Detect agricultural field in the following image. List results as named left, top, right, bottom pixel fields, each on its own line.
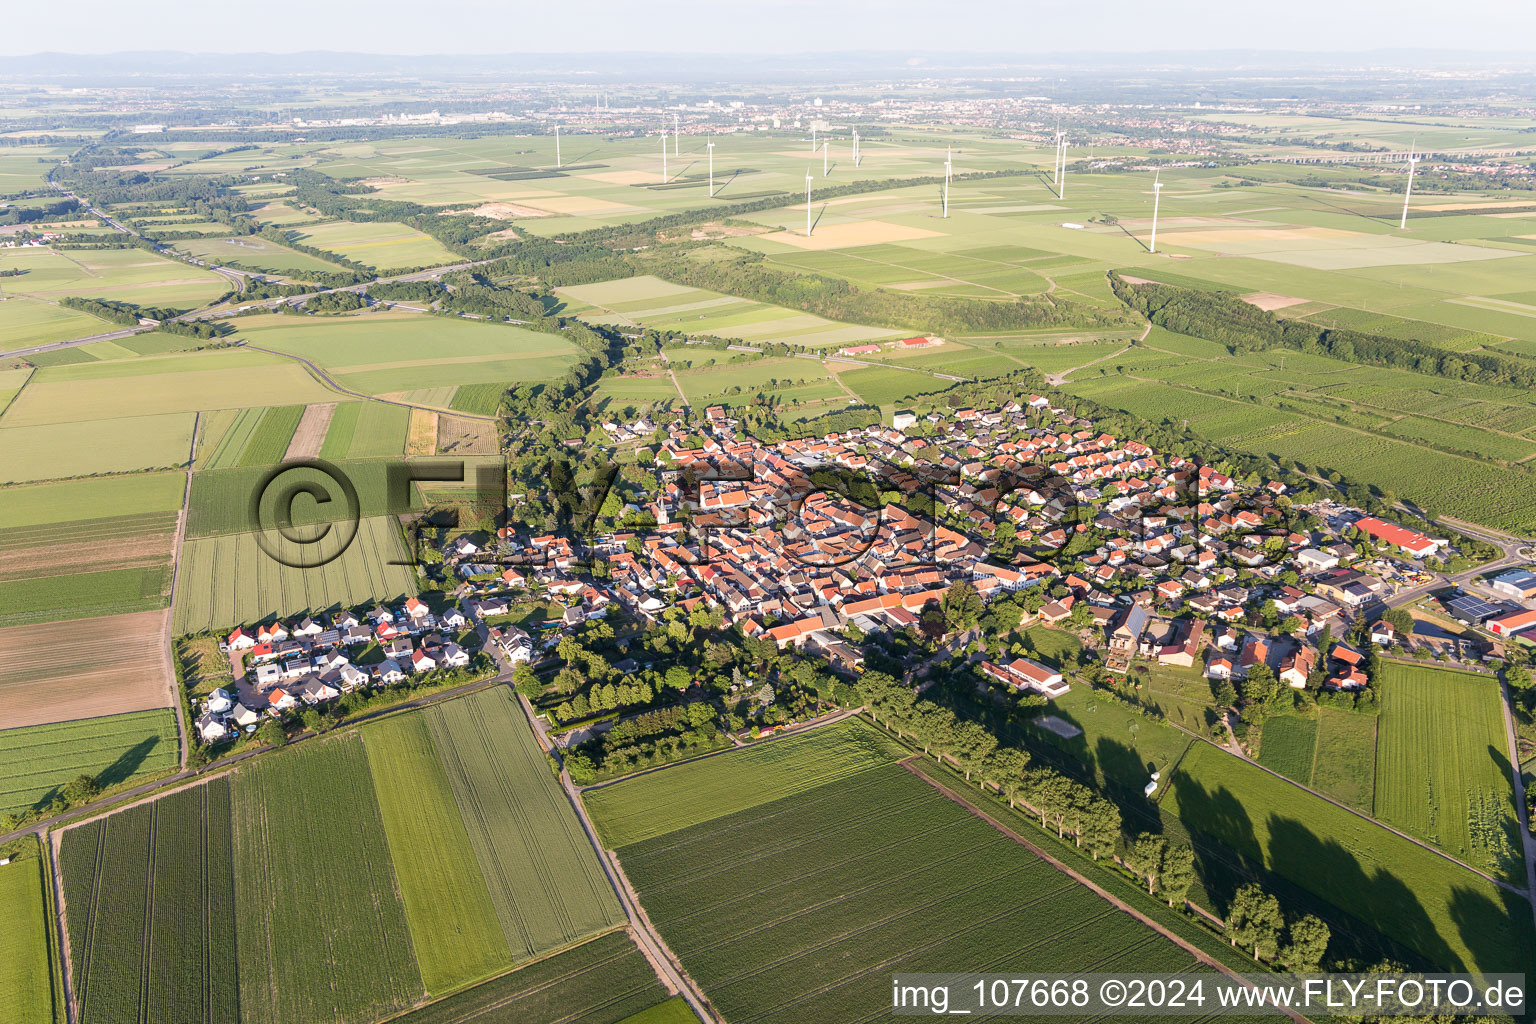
left=232, top=312, right=582, bottom=394
left=319, top=400, right=409, bottom=458
left=52, top=689, right=628, bottom=1024
left=172, top=515, right=418, bottom=633
left=0, top=709, right=178, bottom=817
left=0, top=411, right=194, bottom=483
left=559, top=275, right=899, bottom=349
left=0, top=475, right=184, bottom=534
left=174, top=236, right=348, bottom=276
left=0, top=562, right=172, bottom=628
left=388, top=932, right=673, bottom=1024
left=363, top=713, right=510, bottom=993
left=184, top=459, right=418, bottom=537
left=1162, top=740, right=1534, bottom=973
left=1256, top=714, right=1319, bottom=784
left=1373, top=663, right=1522, bottom=881
left=1255, top=708, right=1378, bottom=813
left=232, top=733, right=423, bottom=1024
left=0, top=841, right=60, bottom=1024
left=0, top=296, right=112, bottom=349
left=2, top=348, right=336, bottom=425
left=60, top=779, right=238, bottom=1024
left=288, top=220, right=460, bottom=271
left=603, top=754, right=1207, bottom=1024
left=423, top=690, right=625, bottom=961
left=584, top=719, right=906, bottom=848
left=0, top=246, right=228, bottom=307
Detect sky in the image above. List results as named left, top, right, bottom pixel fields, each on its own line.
left=7, top=0, right=1536, bottom=57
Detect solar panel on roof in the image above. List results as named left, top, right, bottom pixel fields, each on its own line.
left=1444, top=594, right=1502, bottom=622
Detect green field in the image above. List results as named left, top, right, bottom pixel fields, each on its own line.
left=233, top=313, right=582, bottom=394
left=1373, top=663, right=1522, bottom=880
left=172, top=515, right=418, bottom=633
left=175, top=236, right=348, bottom=276
left=0, top=412, right=194, bottom=483
left=2, top=349, right=336, bottom=426
left=363, top=713, right=511, bottom=994
left=234, top=404, right=304, bottom=466
left=1310, top=707, right=1379, bottom=812
left=0, top=564, right=173, bottom=627
left=0, top=297, right=111, bottom=349
left=388, top=932, right=673, bottom=1024
left=289, top=219, right=460, bottom=271
left=0, top=474, right=185, bottom=530
left=560, top=275, right=898, bottom=350
left=0, top=246, right=228, bottom=307
left=317, top=400, right=409, bottom=458
left=231, top=733, right=423, bottom=1024
left=53, top=690, right=630, bottom=1024
left=424, top=690, right=625, bottom=961
left=1256, top=714, right=1319, bottom=783
left=0, top=845, right=58, bottom=1024
left=1162, top=740, right=1534, bottom=973
left=583, top=720, right=906, bottom=847
left=603, top=755, right=1206, bottom=1024
left=61, top=779, right=238, bottom=1024
left=0, top=710, right=179, bottom=818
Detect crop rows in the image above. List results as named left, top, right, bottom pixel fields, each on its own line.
left=231, top=733, right=422, bottom=1024
left=0, top=709, right=178, bottom=817
left=172, top=515, right=417, bottom=634
left=425, top=690, right=623, bottom=961
left=584, top=719, right=905, bottom=848
left=613, top=764, right=1199, bottom=1024
left=236, top=405, right=306, bottom=467
left=363, top=713, right=511, bottom=994
left=390, top=932, right=669, bottom=1024
left=58, top=782, right=238, bottom=1024
left=205, top=408, right=264, bottom=470
left=1162, top=741, right=1534, bottom=973
left=1374, top=663, right=1522, bottom=880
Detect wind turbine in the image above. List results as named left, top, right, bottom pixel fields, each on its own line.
left=1057, top=134, right=1067, bottom=199
left=853, top=128, right=861, bottom=168
left=554, top=125, right=561, bottom=169
left=661, top=134, right=668, bottom=184
left=1149, top=169, right=1164, bottom=254
left=707, top=141, right=715, bottom=197
left=1400, top=140, right=1420, bottom=230
left=673, top=113, right=679, bottom=155
left=823, top=139, right=829, bottom=177
left=811, top=125, right=817, bottom=152
left=806, top=169, right=814, bottom=236
left=1052, top=120, right=1063, bottom=189
left=942, top=150, right=951, bottom=219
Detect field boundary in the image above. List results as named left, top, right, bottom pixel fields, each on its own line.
left=238, top=342, right=497, bottom=422
left=901, top=757, right=1313, bottom=1024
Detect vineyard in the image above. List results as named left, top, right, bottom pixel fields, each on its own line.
left=583, top=719, right=906, bottom=847
left=611, top=763, right=1201, bottom=1024
left=231, top=733, right=423, bottom=1024
left=1161, top=741, right=1534, bottom=973
left=1373, top=663, right=1522, bottom=881
left=59, top=780, right=238, bottom=1024
left=424, top=689, right=624, bottom=960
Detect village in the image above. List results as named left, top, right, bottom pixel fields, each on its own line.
left=200, top=391, right=1536, bottom=750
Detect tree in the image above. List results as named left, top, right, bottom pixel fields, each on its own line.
left=62, top=774, right=101, bottom=806
left=257, top=719, right=286, bottom=748
left=1226, top=883, right=1284, bottom=960
left=1078, top=797, right=1121, bottom=861
left=941, top=581, right=984, bottom=632
left=1124, top=833, right=1167, bottom=896
left=512, top=662, right=542, bottom=698
left=1159, top=843, right=1197, bottom=908
left=1278, top=914, right=1330, bottom=972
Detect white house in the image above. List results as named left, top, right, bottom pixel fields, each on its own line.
left=196, top=713, right=229, bottom=744
left=440, top=643, right=471, bottom=668
left=227, top=627, right=256, bottom=650
left=376, top=660, right=406, bottom=684
left=440, top=607, right=468, bottom=628
left=254, top=663, right=281, bottom=687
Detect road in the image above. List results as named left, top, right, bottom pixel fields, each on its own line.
left=238, top=340, right=497, bottom=421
